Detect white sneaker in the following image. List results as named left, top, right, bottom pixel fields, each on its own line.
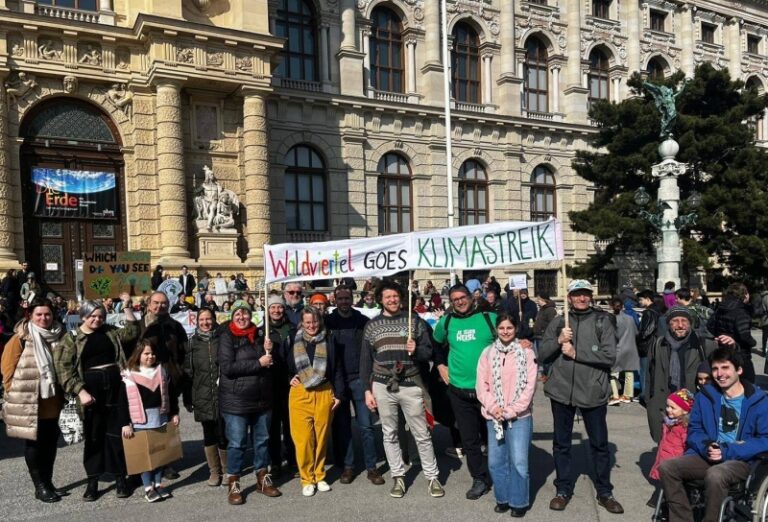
left=302, top=484, right=316, bottom=497
left=316, top=480, right=331, bottom=492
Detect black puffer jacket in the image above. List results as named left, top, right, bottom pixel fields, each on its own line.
left=183, top=329, right=220, bottom=422
left=218, top=323, right=273, bottom=415
left=637, top=306, right=661, bottom=357
left=707, top=297, right=756, bottom=355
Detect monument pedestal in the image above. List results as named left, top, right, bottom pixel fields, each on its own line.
left=196, top=230, right=239, bottom=263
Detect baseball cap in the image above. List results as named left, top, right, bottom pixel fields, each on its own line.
left=567, top=279, right=593, bottom=295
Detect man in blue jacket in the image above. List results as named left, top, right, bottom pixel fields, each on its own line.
left=659, top=347, right=768, bottom=522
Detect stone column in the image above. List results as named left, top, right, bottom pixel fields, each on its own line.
left=725, top=19, right=742, bottom=78
left=362, top=28, right=372, bottom=94
left=552, top=66, right=561, bottom=113
left=0, top=79, right=17, bottom=262
left=337, top=0, right=364, bottom=95
left=242, top=89, right=271, bottom=265
left=421, top=0, right=443, bottom=104
left=496, top=0, right=521, bottom=114
left=625, top=0, right=641, bottom=76
left=482, top=53, right=493, bottom=105
left=155, top=80, right=191, bottom=259
left=319, top=24, right=332, bottom=91
left=340, top=0, right=356, bottom=50
left=612, top=77, right=621, bottom=102
left=406, top=38, right=417, bottom=94
left=680, top=6, right=695, bottom=77
left=99, top=0, right=115, bottom=25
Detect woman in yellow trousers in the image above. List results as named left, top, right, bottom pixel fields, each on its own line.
left=276, top=306, right=344, bottom=497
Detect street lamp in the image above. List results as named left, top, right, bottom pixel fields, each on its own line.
left=634, top=186, right=651, bottom=206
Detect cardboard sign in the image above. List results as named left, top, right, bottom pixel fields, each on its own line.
left=122, top=423, right=183, bottom=475
left=508, top=273, right=528, bottom=290
left=83, top=251, right=152, bottom=299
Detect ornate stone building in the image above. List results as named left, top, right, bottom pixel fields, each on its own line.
left=0, top=0, right=765, bottom=297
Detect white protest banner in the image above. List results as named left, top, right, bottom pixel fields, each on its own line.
left=508, top=273, right=528, bottom=290
left=265, top=219, right=563, bottom=284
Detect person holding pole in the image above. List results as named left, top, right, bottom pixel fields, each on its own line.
left=360, top=279, right=444, bottom=499
left=539, top=280, right=624, bottom=514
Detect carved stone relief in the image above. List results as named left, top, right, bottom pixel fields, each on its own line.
left=177, top=47, right=194, bottom=64
left=5, top=72, right=39, bottom=103
left=78, top=43, right=102, bottom=66
left=207, top=50, right=224, bottom=67
left=38, top=38, right=63, bottom=61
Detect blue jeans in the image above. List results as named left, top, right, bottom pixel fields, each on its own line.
left=223, top=411, right=272, bottom=476
left=486, top=416, right=532, bottom=508
left=141, top=468, right=163, bottom=489
left=332, top=378, right=377, bottom=470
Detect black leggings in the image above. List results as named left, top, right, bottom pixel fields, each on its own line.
left=201, top=418, right=228, bottom=449
left=25, top=418, right=60, bottom=487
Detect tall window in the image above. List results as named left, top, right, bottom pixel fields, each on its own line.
left=274, top=0, right=318, bottom=81
left=370, top=7, right=404, bottom=93
left=524, top=37, right=548, bottom=113
left=451, top=22, right=481, bottom=103
left=592, top=0, right=611, bottom=19
left=748, top=35, right=761, bottom=55
left=284, top=145, right=326, bottom=231
left=37, top=0, right=97, bottom=9
left=458, top=160, right=488, bottom=226
left=588, top=48, right=610, bottom=106
left=377, top=153, right=412, bottom=234
left=647, top=57, right=666, bottom=80
left=530, top=166, right=556, bottom=221
left=650, top=10, right=667, bottom=32
left=701, top=23, right=716, bottom=44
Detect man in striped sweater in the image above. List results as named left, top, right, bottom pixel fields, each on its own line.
left=360, top=279, right=444, bottom=499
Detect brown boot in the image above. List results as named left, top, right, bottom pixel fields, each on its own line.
left=204, top=445, right=222, bottom=487
left=227, top=475, right=243, bottom=505
left=255, top=469, right=281, bottom=497
left=218, top=449, right=228, bottom=482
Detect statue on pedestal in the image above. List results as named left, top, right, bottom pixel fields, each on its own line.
left=643, top=80, right=688, bottom=139
left=193, top=166, right=240, bottom=232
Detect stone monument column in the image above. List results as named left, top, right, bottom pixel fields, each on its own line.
left=0, top=78, right=17, bottom=263
left=242, top=89, right=271, bottom=266
left=155, top=79, right=191, bottom=259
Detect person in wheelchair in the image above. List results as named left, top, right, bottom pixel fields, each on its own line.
left=659, top=348, right=768, bottom=522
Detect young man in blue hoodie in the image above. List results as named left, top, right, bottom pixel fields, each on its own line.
left=659, top=348, right=768, bottom=522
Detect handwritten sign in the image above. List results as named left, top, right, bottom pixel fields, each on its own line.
left=508, top=273, right=528, bottom=290
left=83, top=251, right=152, bottom=299
left=264, top=219, right=563, bottom=284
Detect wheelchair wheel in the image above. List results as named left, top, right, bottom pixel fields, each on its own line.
left=753, top=475, right=768, bottom=522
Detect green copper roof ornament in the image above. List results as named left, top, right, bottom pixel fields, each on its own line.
left=642, top=80, right=689, bottom=139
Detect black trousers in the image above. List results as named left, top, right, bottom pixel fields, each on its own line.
left=82, top=367, right=126, bottom=478
left=448, top=386, right=489, bottom=483
left=201, top=417, right=228, bottom=449
left=25, top=418, right=60, bottom=487
left=268, top=382, right=295, bottom=467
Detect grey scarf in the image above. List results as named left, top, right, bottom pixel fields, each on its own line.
left=665, top=331, right=690, bottom=391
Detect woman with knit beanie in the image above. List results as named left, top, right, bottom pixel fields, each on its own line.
left=1, top=298, right=67, bottom=503
left=183, top=308, right=227, bottom=487
left=476, top=313, right=538, bottom=517
left=218, top=300, right=281, bottom=505
left=271, top=306, right=344, bottom=497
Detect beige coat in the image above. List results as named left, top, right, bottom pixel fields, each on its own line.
left=1, top=322, right=64, bottom=440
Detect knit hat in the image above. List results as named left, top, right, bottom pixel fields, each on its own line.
left=696, top=361, right=711, bottom=375
left=567, top=279, right=593, bottom=294
left=309, top=293, right=329, bottom=306
left=267, top=294, right=285, bottom=308
left=184, top=296, right=195, bottom=305
left=230, top=299, right=251, bottom=315
left=668, top=389, right=695, bottom=413
left=667, top=305, right=692, bottom=324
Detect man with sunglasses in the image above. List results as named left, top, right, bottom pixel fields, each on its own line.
left=283, top=282, right=304, bottom=326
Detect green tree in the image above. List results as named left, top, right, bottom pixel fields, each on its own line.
left=570, top=63, right=768, bottom=285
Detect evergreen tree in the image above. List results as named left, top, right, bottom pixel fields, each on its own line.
left=570, top=63, right=768, bottom=284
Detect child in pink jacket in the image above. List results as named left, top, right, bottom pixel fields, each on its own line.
left=650, top=388, right=694, bottom=480
left=476, top=313, right=538, bottom=517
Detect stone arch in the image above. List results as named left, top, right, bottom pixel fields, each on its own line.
left=452, top=148, right=492, bottom=172
left=642, top=54, right=671, bottom=76
left=745, top=74, right=765, bottom=94
left=584, top=42, right=618, bottom=66
left=367, top=141, right=417, bottom=173
left=448, top=14, right=490, bottom=44
left=272, top=132, right=344, bottom=172
left=361, top=0, right=411, bottom=28
left=519, top=29, right=557, bottom=55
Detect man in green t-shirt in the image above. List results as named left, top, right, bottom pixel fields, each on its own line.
left=433, top=284, right=498, bottom=500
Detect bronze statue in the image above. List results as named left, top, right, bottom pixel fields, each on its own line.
left=643, top=80, right=688, bottom=139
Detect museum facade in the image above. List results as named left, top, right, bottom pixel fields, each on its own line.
left=0, top=0, right=765, bottom=297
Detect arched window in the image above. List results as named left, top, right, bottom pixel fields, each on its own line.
left=524, top=37, right=548, bottom=113
left=530, top=166, right=556, bottom=221
left=458, top=160, right=488, bottom=226
left=274, top=0, right=318, bottom=81
left=284, top=145, right=326, bottom=231
left=588, top=48, right=610, bottom=106
left=451, top=22, right=481, bottom=103
left=371, top=7, right=404, bottom=93
left=377, top=153, right=412, bottom=234
left=647, top=57, right=666, bottom=81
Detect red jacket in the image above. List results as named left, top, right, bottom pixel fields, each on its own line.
left=650, top=421, right=688, bottom=480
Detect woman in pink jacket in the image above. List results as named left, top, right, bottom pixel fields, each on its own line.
left=476, top=313, right=538, bottom=517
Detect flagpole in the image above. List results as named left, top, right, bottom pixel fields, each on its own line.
left=441, top=0, right=456, bottom=286
left=561, top=261, right=569, bottom=329
left=408, top=272, right=413, bottom=341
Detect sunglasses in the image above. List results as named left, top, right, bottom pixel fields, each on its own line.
left=286, top=290, right=302, bottom=296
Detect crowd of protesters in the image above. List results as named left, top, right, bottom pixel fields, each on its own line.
left=1, top=265, right=766, bottom=519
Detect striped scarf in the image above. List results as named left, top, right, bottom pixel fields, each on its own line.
left=490, top=337, right=527, bottom=441
left=293, top=329, right=328, bottom=389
